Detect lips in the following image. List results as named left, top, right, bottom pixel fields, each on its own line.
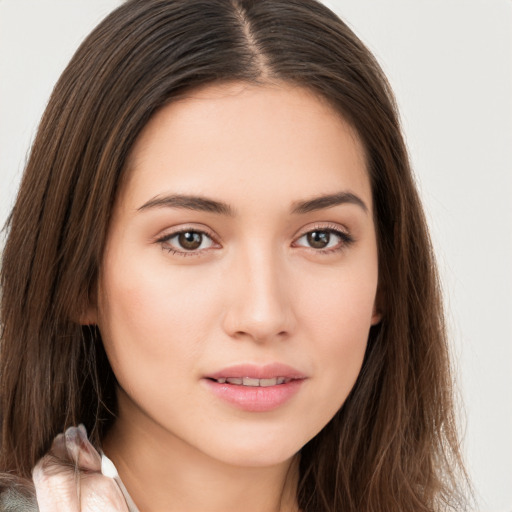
left=213, top=376, right=291, bottom=386
left=206, top=363, right=306, bottom=381
left=203, top=363, right=306, bottom=412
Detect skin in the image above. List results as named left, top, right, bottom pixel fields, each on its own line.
left=90, top=82, right=381, bottom=512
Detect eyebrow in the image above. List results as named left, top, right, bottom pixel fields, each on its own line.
left=291, top=192, right=368, bottom=215
left=137, top=191, right=368, bottom=216
left=138, top=194, right=235, bottom=215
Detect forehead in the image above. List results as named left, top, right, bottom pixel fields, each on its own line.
left=121, top=82, right=371, bottom=213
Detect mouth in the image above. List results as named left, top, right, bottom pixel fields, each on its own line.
left=207, top=376, right=294, bottom=387
left=205, top=363, right=306, bottom=384
left=203, top=363, right=306, bottom=412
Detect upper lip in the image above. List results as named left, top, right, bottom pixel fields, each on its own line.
left=205, top=363, right=306, bottom=380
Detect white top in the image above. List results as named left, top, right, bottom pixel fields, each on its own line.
left=101, top=453, right=141, bottom=512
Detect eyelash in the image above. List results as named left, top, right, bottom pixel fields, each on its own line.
left=293, top=223, right=355, bottom=254
left=156, top=223, right=354, bottom=257
left=156, top=227, right=219, bottom=257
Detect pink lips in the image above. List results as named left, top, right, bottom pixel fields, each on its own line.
left=203, top=363, right=306, bottom=412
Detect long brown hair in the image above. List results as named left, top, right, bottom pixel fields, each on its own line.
left=1, top=0, right=468, bottom=509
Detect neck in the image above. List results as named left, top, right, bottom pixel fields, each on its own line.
left=102, top=391, right=300, bottom=512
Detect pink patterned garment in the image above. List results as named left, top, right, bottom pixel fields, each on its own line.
left=30, top=425, right=139, bottom=512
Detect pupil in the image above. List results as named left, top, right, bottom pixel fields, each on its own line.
left=178, top=232, right=202, bottom=250
left=307, top=231, right=330, bottom=249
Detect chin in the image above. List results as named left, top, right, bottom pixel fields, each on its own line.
left=213, top=446, right=299, bottom=469
left=195, top=425, right=311, bottom=468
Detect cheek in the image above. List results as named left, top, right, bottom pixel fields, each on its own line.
left=299, top=256, right=378, bottom=343
left=96, top=253, right=221, bottom=389
left=306, top=289, right=372, bottom=383
left=296, top=260, right=378, bottom=401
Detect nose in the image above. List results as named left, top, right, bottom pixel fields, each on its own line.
left=222, top=244, right=296, bottom=343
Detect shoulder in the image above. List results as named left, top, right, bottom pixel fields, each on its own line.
left=0, top=475, right=38, bottom=512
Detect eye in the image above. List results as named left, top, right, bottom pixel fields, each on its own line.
left=158, top=229, right=216, bottom=254
left=294, top=226, right=353, bottom=252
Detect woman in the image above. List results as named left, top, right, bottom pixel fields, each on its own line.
left=0, top=0, right=469, bottom=510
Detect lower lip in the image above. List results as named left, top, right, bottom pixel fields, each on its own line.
left=203, top=379, right=304, bottom=412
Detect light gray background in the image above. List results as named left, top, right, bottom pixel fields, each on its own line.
left=0, top=1, right=511, bottom=510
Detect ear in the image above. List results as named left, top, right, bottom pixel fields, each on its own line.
left=75, top=279, right=100, bottom=326
left=74, top=285, right=99, bottom=326
left=371, top=305, right=382, bottom=326
left=370, top=285, right=384, bottom=326
left=78, top=305, right=98, bottom=326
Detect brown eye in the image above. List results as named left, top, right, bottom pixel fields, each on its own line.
left=294, top=227, right=353, bottom=253
left=307, top=231, right=331, bottom=249
left=178, top=231, right=203, bottom=250
left=161, top=229, right=215, bottom=254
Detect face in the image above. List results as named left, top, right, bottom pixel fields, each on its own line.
left=92, top=82, right=380, bottom=468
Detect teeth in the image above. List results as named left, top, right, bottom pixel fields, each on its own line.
left=242, top=377, right=261, bottom=387
left=216, top=377, right=290, bottom=387
left=259, top=378, right=278, bottom=387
